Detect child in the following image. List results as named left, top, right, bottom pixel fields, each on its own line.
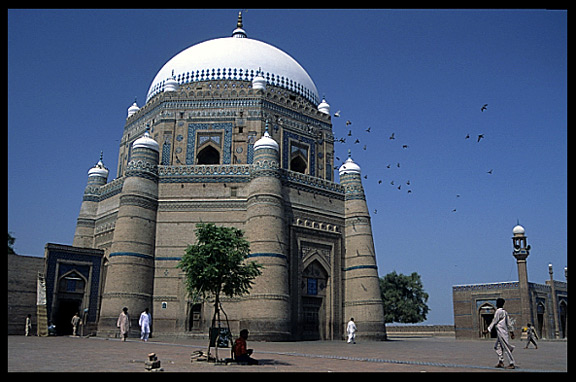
left=524, top=323, right=538, bottom=349
left=487, top=298, right=516, bottom=369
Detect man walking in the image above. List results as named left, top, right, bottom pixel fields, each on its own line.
left=117, top=307, right=130, bottom=341
left=347, top=318, right=357, bottom=344
left=524, top=323, right=538, bottom=349
left=487, top=298, right=516, bottom=369
left=71, top=312, right=81, bottom=336
left=139, top=308, right=151, bottom=342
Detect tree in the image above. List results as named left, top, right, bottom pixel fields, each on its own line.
left=177, top=223, right=262, bottom=358
left=8, top=232, right=16, bottom=255
left=379, top=271, right=429, bottom=324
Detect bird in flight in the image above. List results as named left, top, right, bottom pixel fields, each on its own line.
left=389, top=133, right=395, bottom=140
left=346, top=120, right=352, bottom=126
left=477, top=134, right=485, bottom=142
left=487, top=169, right=493, bottom=174
left=481, top=104, right=488, bottom=112
left=365, top=127, right=371, bottom=133
left=334, top=110, right=341, bottom=117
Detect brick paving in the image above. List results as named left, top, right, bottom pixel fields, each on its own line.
left=8, top=335, right=567, bottom=372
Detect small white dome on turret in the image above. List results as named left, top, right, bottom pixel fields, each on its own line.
left=252, top=68, right=266, bottom=91
left=513, top=224, right=525, bottom=235
left=339, top=155, right=361, bottom=175
left=133, top=128, right=159, bottom=152
left=318, top=97, right=330, bottom=115
left=127, top=100, right=140, bottom=119
left=163, top=70, right=179, bottom=93
left=88, top=153, right=109, bottom=178
left=253, top=124, right=278, bottom=151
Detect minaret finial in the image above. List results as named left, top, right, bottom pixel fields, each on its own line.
left=237, top=11, right=243, bottom=28
left=99, top=151, right=104, bottom=161
left=232, top=10, right=247, bottom=38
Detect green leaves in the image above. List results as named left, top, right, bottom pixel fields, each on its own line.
left=379, top=271, right=429, bottom=324
left=177, top=223, right=263, bottom=301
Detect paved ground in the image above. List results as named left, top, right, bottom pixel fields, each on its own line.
left=8, top=335, right=567, bottom=372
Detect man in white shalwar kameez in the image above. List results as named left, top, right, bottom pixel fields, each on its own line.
left=487, top=298, right=516, bottom=369
left=347, top=318, right=357, bottom=344
left=139, top=308, right=151, bottom=342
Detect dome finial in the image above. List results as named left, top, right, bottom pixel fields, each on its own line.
left=232, top=11, right=247, bottom=38
left=237, top=11, right=243, bottom=28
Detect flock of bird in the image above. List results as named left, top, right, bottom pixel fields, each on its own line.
left=331, top=103, right=492, bottom=215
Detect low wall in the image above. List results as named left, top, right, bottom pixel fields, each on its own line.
left=385, top=325, right=455, bottom=338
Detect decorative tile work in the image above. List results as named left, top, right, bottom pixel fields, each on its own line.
left=148, top=68, right=319, bottom=105
left=282, top=130, right=316, bottom=176
left=158, top=164, right=251, bottom=183
left=186, top=123, right=233, bottom=164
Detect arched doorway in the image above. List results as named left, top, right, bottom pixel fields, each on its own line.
left=290, top=142, right=308, bottom=174
left=290, top=155, right=307, bottom=174
left=536, top=301, right=546, bottom=339
left=197, top=145, right=220, bottom=164
left=54, top=271, right=86, bottom=335
left=559, top=300, right=567, bottom=338
left=301, top=260, right=328, bottom=340
left=478, top=303, right=496, bottom=339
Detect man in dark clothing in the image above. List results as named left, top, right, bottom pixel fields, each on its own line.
left=234, top=329, right=258, bottom=365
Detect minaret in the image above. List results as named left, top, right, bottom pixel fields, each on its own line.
left=98, top=128, right=160, bottom=336
left=512, top=222, right=533, bottom=334
left=73, top=152, right=109, bottom=248
left=243, top=123, right=291, bottom=340
left=339, top=153, right=387, bottom=340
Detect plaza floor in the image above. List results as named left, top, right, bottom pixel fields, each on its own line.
left=7, top=334, right=567, bottom=372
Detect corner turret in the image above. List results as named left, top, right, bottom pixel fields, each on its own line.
left=73, top=152, right=109, bottom=248
left=98, top=128, right=160, bottom=336
left=340, top=153, right=387, bottom=340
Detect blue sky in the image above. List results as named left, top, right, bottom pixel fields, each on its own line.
left=8, top=9, right=567, bottom=325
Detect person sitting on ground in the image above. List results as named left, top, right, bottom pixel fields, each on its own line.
left=233, top=329, right=258, bottom=365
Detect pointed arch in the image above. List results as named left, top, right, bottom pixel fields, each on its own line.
left=197, top=145, right=220, bottom=165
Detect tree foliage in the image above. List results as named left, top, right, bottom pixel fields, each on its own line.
left=8, top=232, right=16, bottom=255
left=177, top=223, right=263, bottom=303
left=379, top=271, right=429, bottom=324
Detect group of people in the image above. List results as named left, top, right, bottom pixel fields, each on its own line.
left=116, top=307, right=151, bottom=341
left=25, top=299, right=538, bottom=370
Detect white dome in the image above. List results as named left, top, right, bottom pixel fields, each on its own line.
left=133, top=130, right=159, bottom=152
left=251, top=69, right=266, bottom=91
left=513, top=224, right=525, bottom=235
left=253, top=129, right=279, bottom=151
left=88, top=155, right=109, bottom=178
left=127, top=101, right=140, bottom=119
left=146, top=35, right=320, bottom=105
left=318, top=97, right=330, bottom=115
left=163, top=74, right=179, bottom=93
left=339, top=157, right=361, bottom=175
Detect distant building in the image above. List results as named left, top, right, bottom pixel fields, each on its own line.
left=7, top=252, right=44, bottom=335
left=7, top=244, right=104, bottom=336
left=453, top=223, right=567, bottom=339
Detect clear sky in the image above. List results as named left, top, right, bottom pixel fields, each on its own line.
left=8, top=9, right=567, bottom=325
